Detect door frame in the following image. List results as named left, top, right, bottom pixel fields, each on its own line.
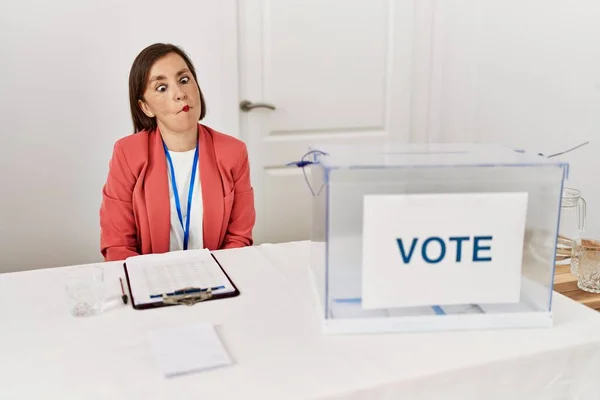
left=237, top=0, right=271, bottom=242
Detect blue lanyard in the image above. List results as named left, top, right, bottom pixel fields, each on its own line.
left=162, top=141, right=199, bottom=250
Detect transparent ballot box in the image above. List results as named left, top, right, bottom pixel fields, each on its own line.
left=307, top=143, right=568, bottom=334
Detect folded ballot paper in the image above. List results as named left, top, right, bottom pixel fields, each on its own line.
left=148, top=322, right=232, bottom=377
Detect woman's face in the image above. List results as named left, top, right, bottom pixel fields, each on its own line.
left=138, top=52, right=202, bottom=134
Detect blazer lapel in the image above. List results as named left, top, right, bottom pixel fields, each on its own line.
left=144, top=129, right=171, bottom=254
left=199, top=125, right=224, bottom=250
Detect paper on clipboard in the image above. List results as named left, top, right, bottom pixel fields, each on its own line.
left=125, top=249, right=236, bottom=307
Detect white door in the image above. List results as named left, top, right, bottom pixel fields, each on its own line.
left=238, top=0, right=417, bottom=244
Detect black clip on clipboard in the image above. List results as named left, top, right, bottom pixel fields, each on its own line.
left=122, top=253, right=240, bottom=310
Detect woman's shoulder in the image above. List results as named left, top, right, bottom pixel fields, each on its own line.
left=202, top=125, right=248, bottom=162
left=113, top=130, right=151, bottom=153
left=109, top=131, right=152, bottom=175
left=203, top=125, right=246, bottom=150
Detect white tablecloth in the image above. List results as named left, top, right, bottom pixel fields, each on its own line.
left=1, top=241, right=600, bottom=399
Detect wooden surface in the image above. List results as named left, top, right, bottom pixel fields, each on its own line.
left=554, top=264, right=600, bottom=310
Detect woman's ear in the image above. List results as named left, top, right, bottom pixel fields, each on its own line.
left=138, top=99, right=155, bottom=118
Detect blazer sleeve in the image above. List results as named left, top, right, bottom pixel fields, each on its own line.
left=222, top=142, right=256, bottom=249
left=99, top=142, right=140, bottom=261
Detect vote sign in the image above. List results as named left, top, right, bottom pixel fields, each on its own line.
left=361, top=192, right=528, bottom=309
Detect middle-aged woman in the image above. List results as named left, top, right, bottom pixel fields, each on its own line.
left=99, top=43, right=255, bottom=262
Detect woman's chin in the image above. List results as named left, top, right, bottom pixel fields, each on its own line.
left=164, top=121, right=198, bottom=134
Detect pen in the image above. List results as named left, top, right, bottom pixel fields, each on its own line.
left=150, top=285, right=225, bottom=299
left=119, top=277, right=128, bottom=304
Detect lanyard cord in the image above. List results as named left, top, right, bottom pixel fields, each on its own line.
left=163, top=141, right=199, bottom=250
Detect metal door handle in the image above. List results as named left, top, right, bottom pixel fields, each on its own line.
left=239, top=100, right=276, bottom=112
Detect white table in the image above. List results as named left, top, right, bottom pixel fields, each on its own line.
left=2, top=241, right=600, bottom=399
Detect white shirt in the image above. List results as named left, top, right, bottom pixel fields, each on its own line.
left=166, top=149, right=204, bottom=251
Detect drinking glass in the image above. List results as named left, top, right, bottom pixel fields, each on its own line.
left=575, top=239, right=600, bottom=293
left=65, top=266, right=105, bottom=317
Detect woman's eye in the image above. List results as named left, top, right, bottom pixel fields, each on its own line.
left=180, top=76, right=190, bottom=84
left=156, top=85, right=167, bottom=93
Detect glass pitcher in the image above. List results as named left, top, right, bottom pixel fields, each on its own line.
left=556, top=187, right=586, bottom=273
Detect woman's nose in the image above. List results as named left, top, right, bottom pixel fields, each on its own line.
left=174, top=87, right=187, bottom=101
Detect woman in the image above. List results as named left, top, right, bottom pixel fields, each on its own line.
left=100, top=43, right=255, bottom=262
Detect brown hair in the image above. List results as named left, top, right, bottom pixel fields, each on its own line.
left=128, top=43, right=207, bottom=133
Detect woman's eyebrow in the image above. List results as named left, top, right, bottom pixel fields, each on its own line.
left=149, top=69, right=189, bottom=82
left=149, top=74, right=166, bottom=83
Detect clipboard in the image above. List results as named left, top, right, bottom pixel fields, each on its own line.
left=123, top=252, right=240, bottom=310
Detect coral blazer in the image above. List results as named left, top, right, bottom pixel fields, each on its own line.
left=100, top=124, right=255, bottom=262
